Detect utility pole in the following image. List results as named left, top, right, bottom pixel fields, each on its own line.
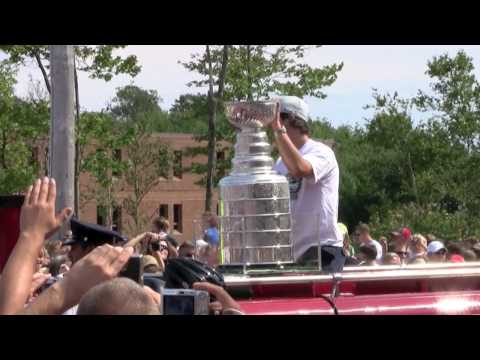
left=49, top=45, right=75, bottom=239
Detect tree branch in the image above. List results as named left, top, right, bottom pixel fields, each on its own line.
left=33, top=49, right=51, bottom=95
left=74, top=55, right=81, bottom=217
left=217, top=45, right=229, bottom=100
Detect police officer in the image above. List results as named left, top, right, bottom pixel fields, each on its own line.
left=61, top=218, right=127, bottom=315
left=63, top=218, right=128, bottom=265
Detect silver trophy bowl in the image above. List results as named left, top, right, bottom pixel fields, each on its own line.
left=219, top=101, right=294, bottom=265
left=225, top=101, right=278, bottom=128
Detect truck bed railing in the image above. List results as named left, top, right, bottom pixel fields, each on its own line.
left=224, top=262, right=480, bottom=288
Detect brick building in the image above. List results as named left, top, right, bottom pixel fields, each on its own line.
left=33, top=132, right=334, bottom=243
left=79, top=133, right=229, bottom=243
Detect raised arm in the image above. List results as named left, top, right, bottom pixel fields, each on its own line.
left=0, top=178, right=71, bottom=315
left=19, top=244, right=133, bottom=315
left=270, top=104, right=313, bottom=178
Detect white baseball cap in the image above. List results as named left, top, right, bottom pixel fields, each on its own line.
left=275, top=95, right=309, bottom=121
left=196, top=239, right=209, bottom=248
left=427, top=241, right=446, bottom=254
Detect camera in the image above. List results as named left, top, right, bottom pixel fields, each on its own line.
left=119, top=255, right=144, bottom=285
left=150, top=242, right=160, bottom=252
left=161, top=288, right=210, bottom=315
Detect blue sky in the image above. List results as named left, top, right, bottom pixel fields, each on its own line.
left=3, top=45, right=480, bottom=128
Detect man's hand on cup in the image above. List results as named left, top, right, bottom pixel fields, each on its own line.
left=270, top=102, right=282, bottom=131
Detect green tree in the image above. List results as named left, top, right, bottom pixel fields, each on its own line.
left=78, top=112, right=130, bottom=228
left=414, top=50, right=480, bottom=225
left=182, top=45, right=343, bottom=101
left=0, top=62, right=49, bottom=194
left=108, top=85, right=162, bottom=122
left=351, top=51, right=480, bottom=240
left=0, top=45, right=141, bottom=92
left=121, top=122, right=171, bottom=236
left=0, top=45, right=142, bottom=215
left=180, top=45, right=343, bottom=208
left=108, top=85, right=172, bottom=236
left=162, top=94, right=209, bottom=134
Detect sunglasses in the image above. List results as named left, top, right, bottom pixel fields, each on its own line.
left=160, top=244, right=169, bottom=252
left=151, top=243, right=169, bottom=252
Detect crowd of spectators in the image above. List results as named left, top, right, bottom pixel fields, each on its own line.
left=0, top=177, right=242, bottom=316
left=3, top=177, right=480, bottom=316
left=341, top=222, right=480, bottom=267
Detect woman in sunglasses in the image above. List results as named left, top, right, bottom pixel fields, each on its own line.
left=147, top=237, right=171, bottom=272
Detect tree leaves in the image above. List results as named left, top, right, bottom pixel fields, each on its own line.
left=0, top=45, right=141, bottom=88
left=0, top=63, right=49, bottom=194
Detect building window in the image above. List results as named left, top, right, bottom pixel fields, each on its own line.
left=97, top=206, right=106, bottom=226
left=217, top=151, right=225, bottom=161
left=173, top=151, right=183, bottom=179
left=173, top=204, right=183, bottom=233
left=158, top=147, right=170, bottom=179
left=112, top=149, right=122, bottom=177
left=112, top=206, right=122, bottom=233
left=159, top=204, right=168, bottom=219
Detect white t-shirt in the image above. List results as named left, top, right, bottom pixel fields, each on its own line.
left=274, top=139, right=343, bottom=260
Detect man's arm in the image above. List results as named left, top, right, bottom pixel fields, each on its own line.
left=270, top=106, right=313, bottom=178
left=19, top=244, right=133, bottom=315
left=124, top=232, right=150, bottom=250
left=0, top=232, right=43, bottom=314
left=20, top=281, right=67, bottom=315
left=0, top=178, right=71, bottom=315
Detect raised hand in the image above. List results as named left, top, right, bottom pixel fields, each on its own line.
left=0, top=177, right=71, bottom=314
left=20, top=177, right=72, bottom=241
left=58, top=244, right=134, bottom=310
left=270, top=102, right=282, bottom=131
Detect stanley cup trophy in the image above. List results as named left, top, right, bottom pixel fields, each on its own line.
left=219, top=101, right=294, bottom=266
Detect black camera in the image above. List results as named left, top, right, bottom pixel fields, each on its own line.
left=150, top=242, right=160, bottom=252
left=119, top=255, right=144, bottom=285
left=161, top=288, right=210, bottom=315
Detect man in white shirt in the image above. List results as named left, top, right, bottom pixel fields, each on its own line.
left=271, top=96, right=345, bottom=273
left=354, top=223, right=383, bottom=260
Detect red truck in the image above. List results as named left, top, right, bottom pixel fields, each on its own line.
left=223, top=263, right=480, bottom=315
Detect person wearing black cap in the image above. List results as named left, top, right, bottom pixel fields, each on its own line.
left=60, top=219, right=128, bottom=315
left=64, top=218, right=128, bottom=265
